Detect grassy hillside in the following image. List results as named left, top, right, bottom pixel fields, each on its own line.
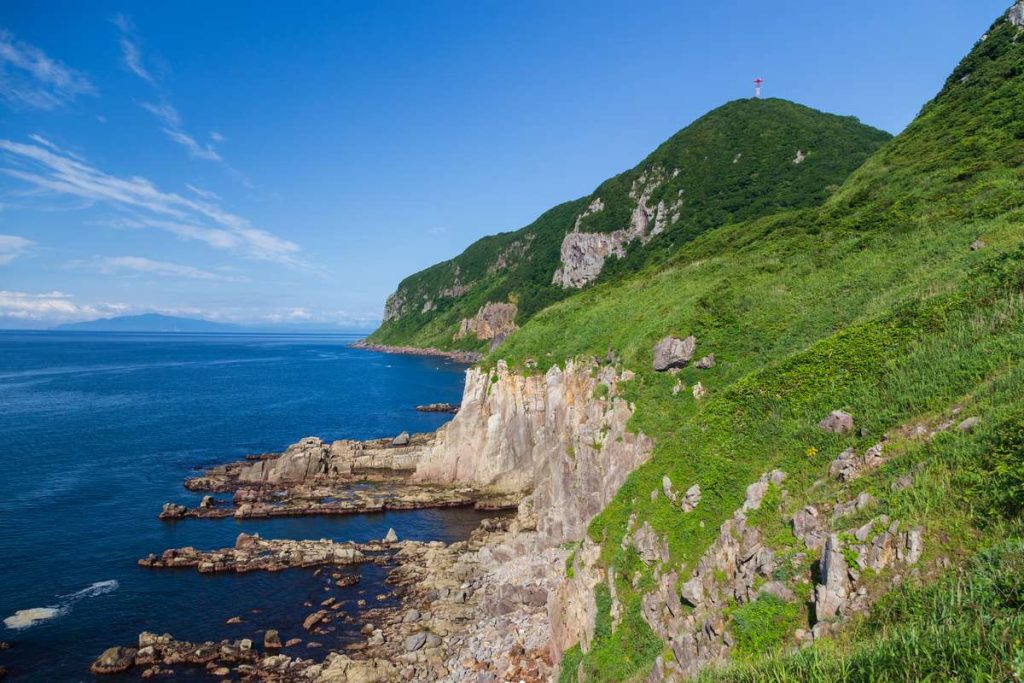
left=369, top=100, right=890, bottom=352
left=491, top=5, right=1024, bottom=681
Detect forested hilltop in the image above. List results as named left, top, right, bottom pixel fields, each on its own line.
left=369, top=99, right=890, bottom=353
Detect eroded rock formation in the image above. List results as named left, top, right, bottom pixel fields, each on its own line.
left=413, top=359, right=653, bottom=544
left=453, top=302, right=518, bottom=344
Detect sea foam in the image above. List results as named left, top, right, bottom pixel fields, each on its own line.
left=4, top=580, right=119, bottom=630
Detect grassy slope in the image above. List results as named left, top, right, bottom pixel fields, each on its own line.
left=369, top=100, right=890, bottom=351
left=492, top=7, right=1024, bottom=682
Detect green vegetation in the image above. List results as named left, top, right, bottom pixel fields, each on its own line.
left=458, top=7, right=1024, bottom=681
left=697, top=540, right=1024, bottom=682
left=369, top=100, right=890, bottom=351
left=727, top=594, right=803, bottom=658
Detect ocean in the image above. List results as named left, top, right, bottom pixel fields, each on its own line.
left=0, top=331, right=480, bottom=681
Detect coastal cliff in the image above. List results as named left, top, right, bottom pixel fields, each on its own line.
left=413, top=358, right=653, bottom=544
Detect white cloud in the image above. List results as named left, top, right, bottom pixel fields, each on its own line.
left=185, top=183, right=221, bottom=201
left=0, top=29, right=96, bottom=109
left=0, top=290, right=123, bottom=321
left=0, top=234, right=33, bottom=264
left=115, top=17, right=225, bottom=163
left=112, top=14, right=155, bottom=85
left=0, top=137, right=304, bottom=265
left=78, top=255, right=248, bottom=282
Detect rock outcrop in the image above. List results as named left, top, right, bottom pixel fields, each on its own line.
left=652, top=335, right=697, bottom=371
left=552, top=170, right=682, bottom=289
left=413, top=359, right=653, bottom=543
left=453, top=302, right=518, bottom=343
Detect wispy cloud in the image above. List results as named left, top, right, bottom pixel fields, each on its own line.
left=111, top=14, right=154, bottom=84
left=0, top=290, right=125, bottom=321
left=0, top=136, right=303, bottom=265
left=0, top=234, right=34, bottom=264
left=74, top=255, right=248, bottom=282
left=114, top=16, right=225, bottom=163
left=185, top=183, right=221, bottom=201
left=0, top=29, right=96, bottom=109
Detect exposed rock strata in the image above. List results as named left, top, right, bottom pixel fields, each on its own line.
left=453, top=302, right=518, bottom=343
left=552, top=169, right=682, bottom=288
left=412, top=359, right=653, bottom=543
left=138, top=533, right=373, bottom=573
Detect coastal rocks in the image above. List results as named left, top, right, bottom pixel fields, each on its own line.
left=392, top=431, right=411, bottom=447
left=453, top=302, right=518, bottom=342
left=413, top=358, right=653, bottom=544
left=158, top=503, right=187, bottom=520
left=263, top=630, right=283, bottom=649
left=415, top=403, right=458, bottom=413
left=652, top=335, right=697, bottom=371
left=819, top=410, right=855, bottom=434
left=90, top=646, right=137, bottom=674
left=351, top=340, right=483, bottom=364
left=311, top=655, right=397, bottom=682
left=303, top=610, right=330, bottom=631
left=383, top=528, right=399, bottom=543
left=138, top=534, right=370, bottom=573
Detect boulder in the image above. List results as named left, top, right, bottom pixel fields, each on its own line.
left=957, top=417, right=981, bottom=432
left=401, top=609, right=421, bottom=624
left=159, top=502, right=187, bottom=519
left=819, top=410, right=855, bottom=434
left=391, top=431, right=410, bottom=447
left=90, top=646, right=137, bottom=675
left=652, top=335, right=697, bottom=371
left=199, top=495, right=214, bottom=509
left=692, top=382, right=708, bottom=400
left=681, top=484, right=701, bottom=512
left=383, top=528, right=399, bottom=544
left=404, top=632, right=427, bottom=652
left=970, top=239, right=986, bottom=251
left=695, top=354, right=716, bottom=369
left=302, top=610, right=329, bottom=631
left=263, top=629, right=282, bottom=649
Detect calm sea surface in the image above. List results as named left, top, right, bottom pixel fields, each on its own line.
left=0, top=331, right=480, bottom=681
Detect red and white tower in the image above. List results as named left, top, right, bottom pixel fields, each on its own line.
left=753, top=78, right=764, bottom=99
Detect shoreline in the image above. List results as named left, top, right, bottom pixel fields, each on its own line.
left=350, top=339, right=482, bottom=365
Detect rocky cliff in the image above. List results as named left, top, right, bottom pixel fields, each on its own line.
left=413, top=358, right=653, bottom=544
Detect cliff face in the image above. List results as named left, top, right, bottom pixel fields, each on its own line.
left=413, top=358, right=653, bottom=544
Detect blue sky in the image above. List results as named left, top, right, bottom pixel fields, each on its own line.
left=0, top=0, right=1008, bottom=329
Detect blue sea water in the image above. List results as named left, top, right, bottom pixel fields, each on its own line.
left=0, top=331, right=481, bottom=681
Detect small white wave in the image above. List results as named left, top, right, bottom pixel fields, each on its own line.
left=4, top=579, right=118, bottom=630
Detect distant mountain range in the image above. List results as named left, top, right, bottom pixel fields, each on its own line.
left=51, top=313, right=376, bottom=334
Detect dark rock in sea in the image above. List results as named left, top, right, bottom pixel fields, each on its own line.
left=158, top=502, right=187, bottom=519
left=415, top=402, right=459, bottom=413
left=89, top=646, right=137, bottom=674
left=263, top=629, right=282, bottom=649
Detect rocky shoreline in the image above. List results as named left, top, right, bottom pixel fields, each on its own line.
left=350, top=340, right=483, bottom=365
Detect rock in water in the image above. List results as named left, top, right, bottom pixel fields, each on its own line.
left=90, top=646, right=137, bottom=675
left=158, top=502, right=187, bottom=519
left=383, top=527, right=399, bottom=543
left=818, top=410, right=855, bottom=434
left=264, top=629, right=282, bottom=649
left=652, top=335, right=697, bottom=371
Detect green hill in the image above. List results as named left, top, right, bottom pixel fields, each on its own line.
left=369, top=99, right=890, bottom=352
left=489, top=5, right=1024, bottom=681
